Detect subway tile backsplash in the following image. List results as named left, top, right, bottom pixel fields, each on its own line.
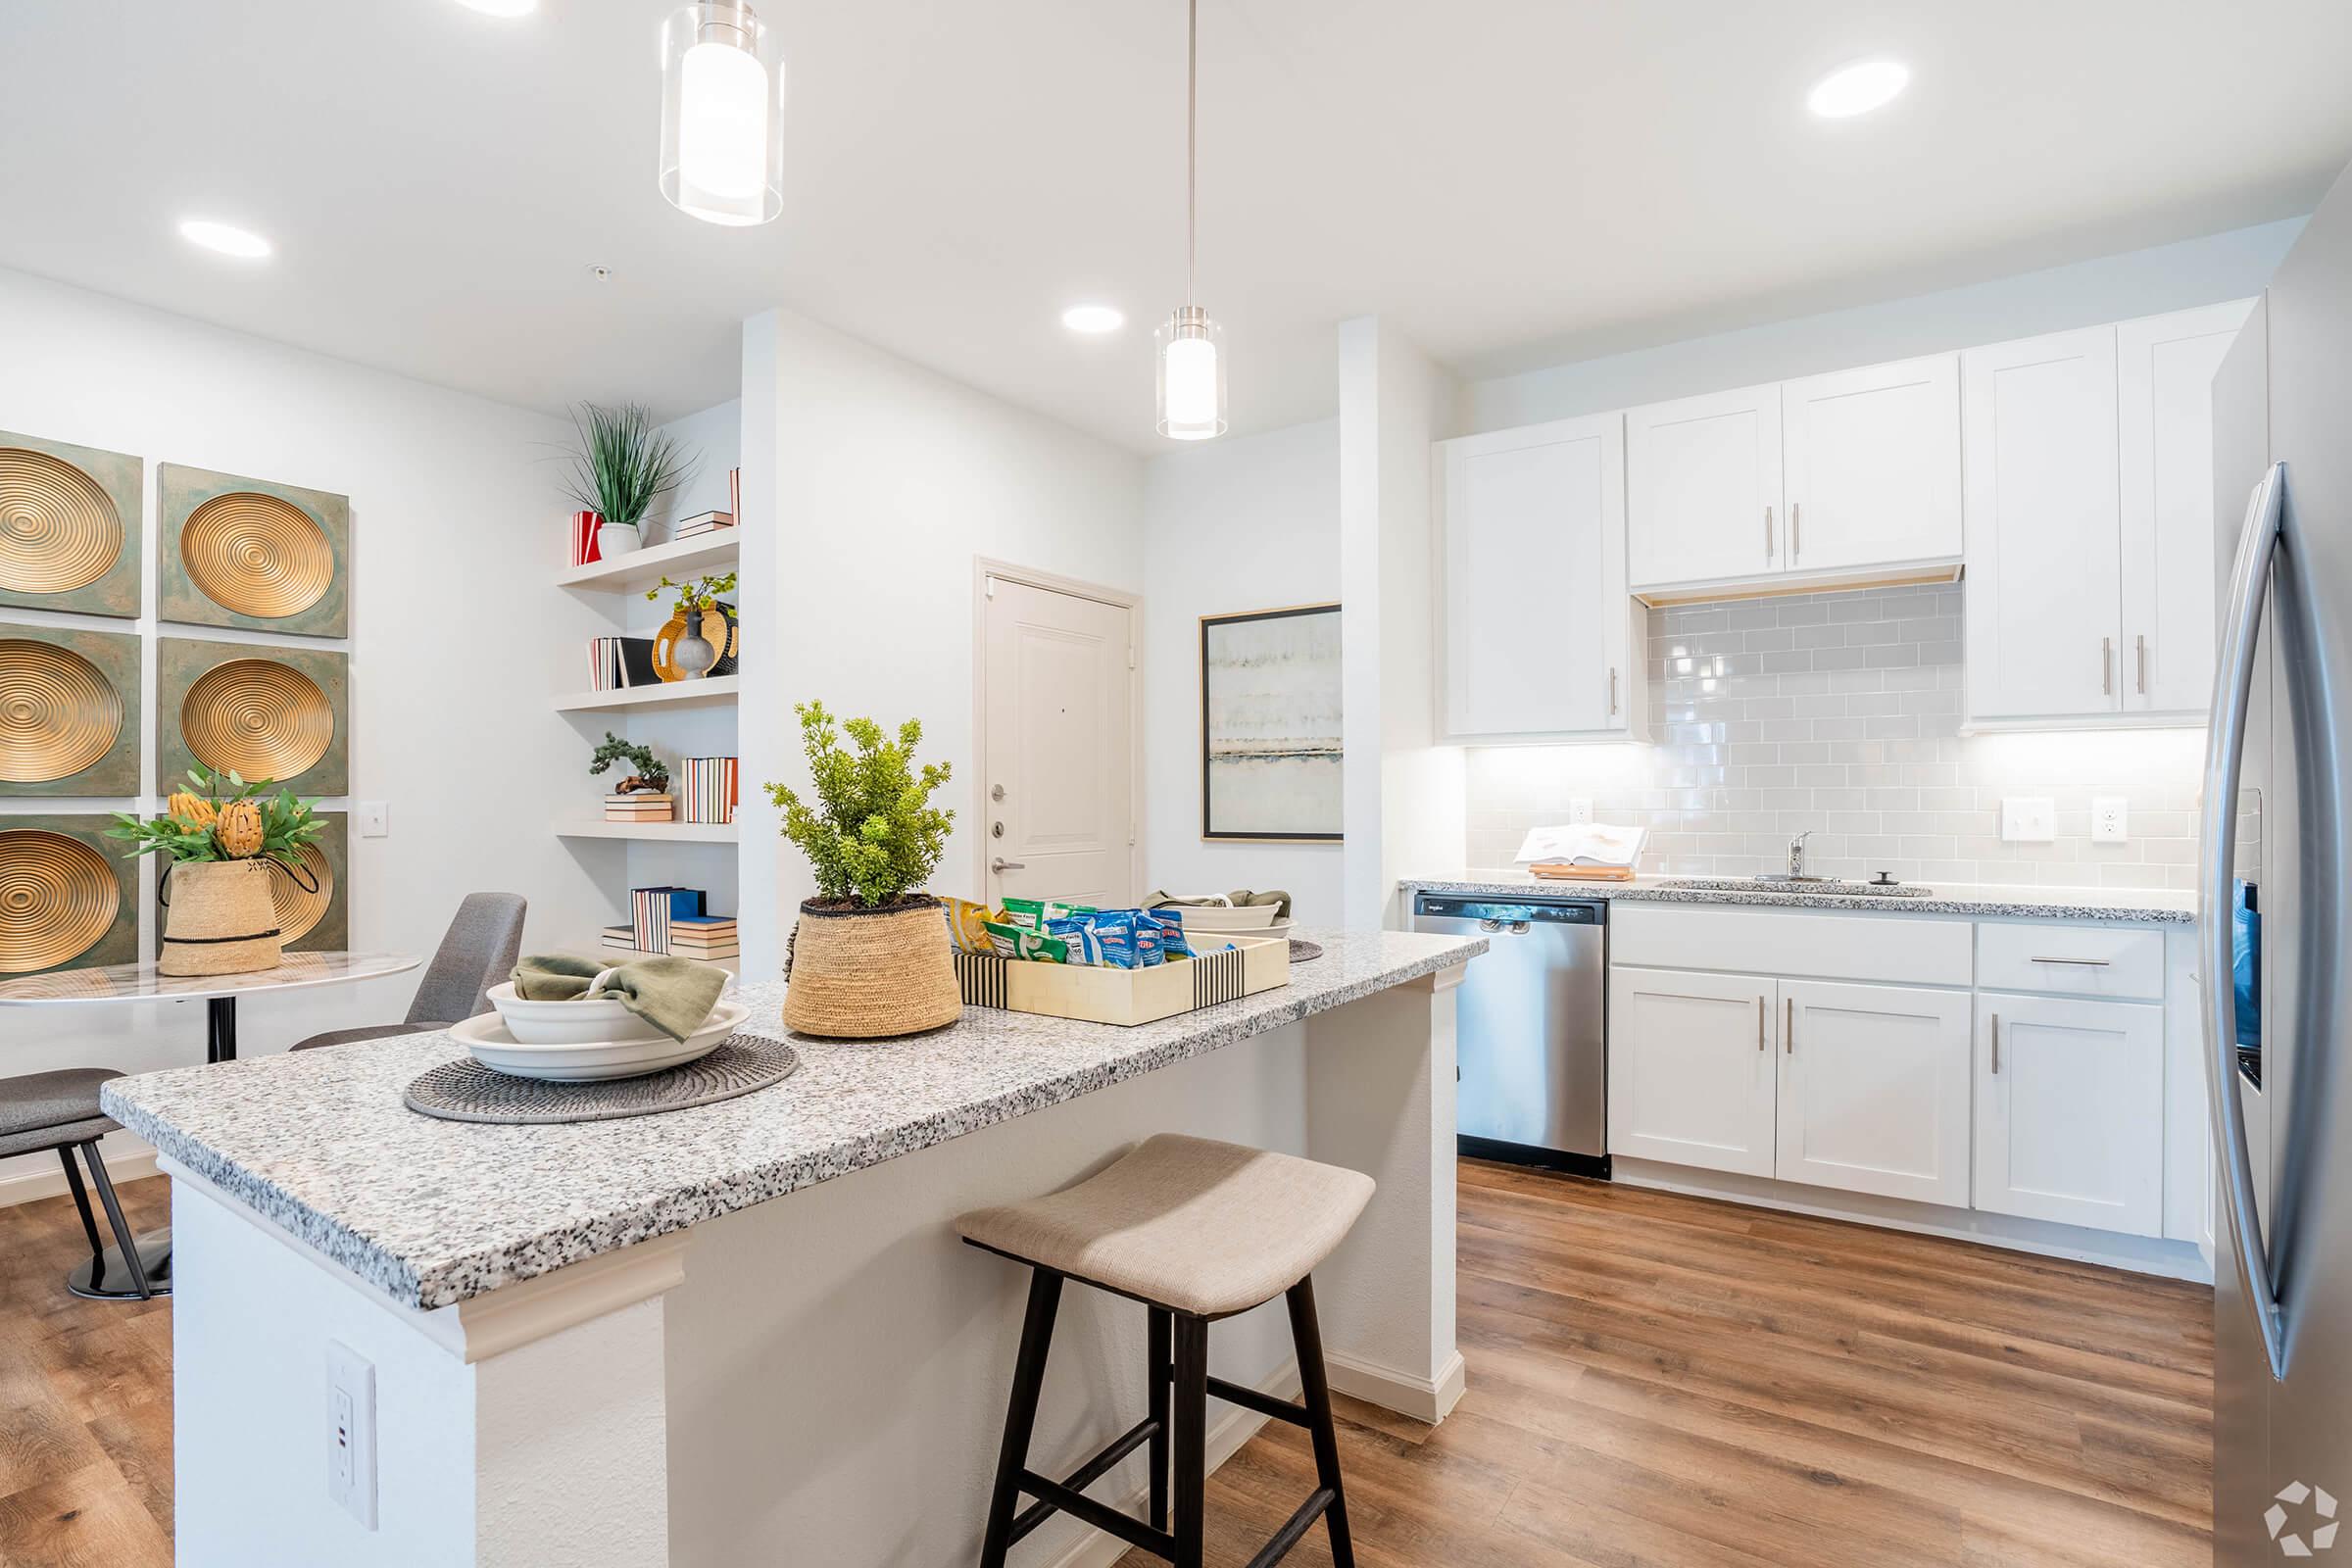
left=1464, top=583, right=2222, bottom=891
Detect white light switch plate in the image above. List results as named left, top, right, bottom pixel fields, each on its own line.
left=2001, top=797, right=2056, bottom=843
left=1569, top=798, right=1593, bottom=825
left=325, top=1340, right=377, bottom=1530
left=357, top=802, right=389, bottom=839
left=2092, top=796, right=2130, bottom=843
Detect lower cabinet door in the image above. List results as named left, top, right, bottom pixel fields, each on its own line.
left=1774, top=979, right=1973, bottom=1206
left=1974, top=993, right=2165, bottom=1236
left=1607, top=966, right=1777, bottom=1177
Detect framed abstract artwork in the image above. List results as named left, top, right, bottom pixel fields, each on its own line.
left=1199, top=603, right=1343, bottom=842
left=158, top=636, right=349, bottom=796
left=0, top=429, right=143, bottom=619
left=159, top=463, right=350, bottom=639
left=0, top=814, right=138, bottom=977
left=0, top=625, right=142, bottom=797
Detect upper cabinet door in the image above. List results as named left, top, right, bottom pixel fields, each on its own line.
left=1626, top=383, right=1783, bottom=591
left=1438, top=414, right=1627, bottom=739
left=2118, top=300, right=2256, bottom=714
left=1962, top=326, right=2124, bottom=720
left=1781, top=354, right=1961, bottom=574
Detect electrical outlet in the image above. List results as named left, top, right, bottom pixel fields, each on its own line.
left=357, top=801, right=389, bottom=839
left=2001, top=797, right=2056, bottom=844
left=1569, top=798, right=1594, bottom=825
left=325, top=1341, right=377, bottom=1530
left=2092, top=796, right=2130, bottom=843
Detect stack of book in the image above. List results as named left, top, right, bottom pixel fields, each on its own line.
left=680, top=757, right=738, bottom=825
left=605, top=792, right=673, bottom=823
left=586, top=635, right=659, bottom=690
left=569, top=510, right=602, bottom=566
left=625, top=886, right=706, bottom=954
left=674, top=509, right=733, bottom=539
left=667, top=914, right=739, bottom=962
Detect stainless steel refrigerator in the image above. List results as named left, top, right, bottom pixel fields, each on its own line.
left=2206, top=155, right=2352, bottom=1563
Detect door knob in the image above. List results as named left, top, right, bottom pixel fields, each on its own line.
left=992, top=858, right=1026, bottom=873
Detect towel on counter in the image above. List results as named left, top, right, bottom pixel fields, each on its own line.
left=511, top=954, right=727, bottom=1043
left=1512, top=824, right=1647, bottom=870
left=1145, top=888, right=1294, bottom=920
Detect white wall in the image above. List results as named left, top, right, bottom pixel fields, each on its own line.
left=1139, top=418, right=1345, bottom=924
left=0, top=266, right=612, bottom=1191
left=735, top=310, right=1146, bottom=979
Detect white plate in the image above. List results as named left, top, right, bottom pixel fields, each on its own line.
left=451, top=1000, right=751, bottom=1081
left=488, top=971, right=737, bottom=1045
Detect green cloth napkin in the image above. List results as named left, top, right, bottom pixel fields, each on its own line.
left=1144, top=889, right=1294, bottom=920
left=511, top=954, right=726, bottom=1044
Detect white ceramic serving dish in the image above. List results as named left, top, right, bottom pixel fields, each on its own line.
left=450, top=1000, right=751, bottom=1082
left=1161, top=904, right=1283, bottom=932
left=486, top=970, right=736, bottom=1045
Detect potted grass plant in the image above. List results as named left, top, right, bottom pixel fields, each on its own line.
left=558, top=403, right=695, bottom=559
left=109, top=766, right=327, bottom=976
left=767, top=701, right=960, bottom=1038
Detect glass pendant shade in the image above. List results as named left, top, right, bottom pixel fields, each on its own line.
left=660, top=3, right=784, bottom=227
left=1155, top=306, right=1226, bottom=440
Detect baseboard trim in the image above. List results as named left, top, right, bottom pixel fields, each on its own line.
left=1325, top=1347, right=1466, bottom=1425
left=0, top=1142, right=157, bottom=1208
left=1039, top=1360, right=1304, bottom=1568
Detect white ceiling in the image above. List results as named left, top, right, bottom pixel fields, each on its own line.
left=4, top=1, right=2349, bottom=453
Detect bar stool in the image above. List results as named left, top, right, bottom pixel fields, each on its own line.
left=0, top=1067, right=161, bottom=1300
left=956, top=1134, right=1374, bottom=1568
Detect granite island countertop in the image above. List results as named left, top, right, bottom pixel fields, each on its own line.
left=101, top=927, right=1485, bottom=1312
left=1401, top=871, right=2197, bottom=925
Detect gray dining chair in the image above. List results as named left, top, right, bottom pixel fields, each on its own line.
left=290, top=892, right=527, bottom=1051
left=0, top=1067, right=160, bottom=1299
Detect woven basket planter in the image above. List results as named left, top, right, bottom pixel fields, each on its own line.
left=158, top=859, right=283, bottom=977
left=784, top=897, right=960, bottom=1038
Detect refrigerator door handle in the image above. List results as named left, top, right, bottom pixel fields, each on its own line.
left=2200, top=460, right=2290, bottom=1382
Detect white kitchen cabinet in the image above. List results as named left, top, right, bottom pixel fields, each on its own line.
left=1608, top=966, right=1777, bottom=1178
left=1962, top=325, right=2124, bottom=721
left=1974, top=993, right=2165, bottom=1237
left=1775, top=979, right=1973, bottom=1207
left=1626, top=383, right=1783, bottom=591
left=1437, top=414, right=1642, bottom=740
left=2119, top=300, right=2257, bottom=714
left=1780, top=354, right=1962, bottom=575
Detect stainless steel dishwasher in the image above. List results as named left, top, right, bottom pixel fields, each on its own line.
left=1411, top=892, right=1608, bottom=1176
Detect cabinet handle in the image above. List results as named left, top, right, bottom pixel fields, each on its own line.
left=1791, top=501, right=1801, bottom=562
left=1764, top=505, right=1774, bottom=561
left=2102, top=636, right=2113, bottom=696
left=1991, top=1013, right=2001, bottom=1075
left=2029, top=955, right=2111, bottom=967
left=1785, top=996, right=1793, bottom=1054
left=2136, top=633, right=2147, bottom=696
left=1756, top=995, right=1765, bottom=1052
left=1609, top=666, right=1619, bottom=715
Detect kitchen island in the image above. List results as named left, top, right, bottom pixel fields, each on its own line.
left=102, top=927, right=1484, bottom=1568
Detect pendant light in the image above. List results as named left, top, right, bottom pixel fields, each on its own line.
left=659, top=2, right=785, bottom=226
left=1155, top=0, right=1226, bottom=440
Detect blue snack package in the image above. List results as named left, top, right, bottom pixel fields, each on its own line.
left=1047, top=916, right=1103, bottom=966
left=1134, top=914, right=1164, bottom=966
left=1090, top=910, right=1146, bottom=969
left=1146, top=908, right=1193, bottom=959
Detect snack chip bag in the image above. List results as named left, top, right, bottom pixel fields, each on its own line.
left=1146, top=908, right=1193, bottom=960
left=1047, top=916, right=1104, bottom=965
left=1089, top=910, right=1146, bottom=969
left=983, top=919, right=1069, bottom=962
left=940, top=896, right=998, bottom=954
left=1001, top=897, right=1100, bottom=932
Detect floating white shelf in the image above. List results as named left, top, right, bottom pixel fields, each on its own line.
left=555, top=818, right=739, bottom=844
left=568, top=937, right=740, bottom=973
left=557, top=531, right=740, bottom=594
left=552, top=675, right=738, bottom=713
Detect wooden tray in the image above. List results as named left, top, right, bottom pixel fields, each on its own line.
left=1528, top=864, right=1637, bottom=882
left=954, top=932, right=1289, bottom=1026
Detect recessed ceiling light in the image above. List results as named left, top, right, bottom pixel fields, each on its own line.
left=177, top=219, right=272, bottom=260
left=1061, top=304, right=1125, bottom=334
left=454, top=0, right=537, bottom=15
left=1807, top=59, right=1910, bottom=120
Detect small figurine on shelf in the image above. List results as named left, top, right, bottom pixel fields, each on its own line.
left=591, top=733, right=674, bottom=822
left=647, top=571, right=739, bottom=681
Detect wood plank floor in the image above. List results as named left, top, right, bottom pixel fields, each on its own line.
left=0, top=1163, right=2212, bottom=1567
left=1117, top=1160, right=2213, bottom=1568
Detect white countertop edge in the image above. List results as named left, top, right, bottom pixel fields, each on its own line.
left=1399, top=872, right=2197, bottom=925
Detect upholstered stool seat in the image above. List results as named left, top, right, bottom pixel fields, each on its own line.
left=0, top=1067, right=123, bottom=1157
left=958, top=1134, right=1371, bottom=1568
left=0, top=1067, right=161, bottom=1299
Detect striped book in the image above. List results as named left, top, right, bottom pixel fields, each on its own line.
left=680, top=757, right=738, bottom=825
left=629, top=887, right=706, bottom=955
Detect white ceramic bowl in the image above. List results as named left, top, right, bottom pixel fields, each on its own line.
left=487, top=970, right=735, bottom=1045
left=1160, top=905, right=1282, bottom=932
left=452, top=1000, right=752, bottom=1082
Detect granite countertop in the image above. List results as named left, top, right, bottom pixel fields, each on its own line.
left=101, top=927, right=1485, bottom=1312
left=1401, top=871, right=2197, bottom=925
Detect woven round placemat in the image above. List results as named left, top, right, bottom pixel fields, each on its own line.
left=1288, top=939, right=1324, bottom=962
left=404, top=1034, right=800, bottom=1126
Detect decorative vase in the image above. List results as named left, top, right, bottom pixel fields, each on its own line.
left=671, top=614, right=717, bottom=679
left=597, top=520, right=642, bottom=558
left=783, top=898, right=962, bottom=1039
left=158, top=859, right=284, bottom=977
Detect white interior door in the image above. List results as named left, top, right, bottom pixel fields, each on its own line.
left=1626, top=383, right=1783, bottom=590
left=1440, top=413, right=1624, bottom=738
left=1781, top=354, right=1961, bottom=574
left=1961, top=326, right=2124, bottom=719
left=1607, top=966, right=1778, bottom=1177
left=2118, top=299, right=2256, bottom=714
left=1774, top=979, right=1972, bottom=1207
left=981, top=574, right=1136, bottom=910
left=1974, top=993, right=2165, bottom=1236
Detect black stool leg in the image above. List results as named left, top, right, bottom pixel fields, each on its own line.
left=1287, top=1276, right=1355, bottom=1567
left=1148, top=1305, right=1172, bottom=1533
left=979, top=1268, right=1062, bottom=1568
left=81, top=1142, right=154, bottom=1299
left=1171, top=1314, right=1209, bottom=1568
left=57, top=1145, right=106, bottom=1263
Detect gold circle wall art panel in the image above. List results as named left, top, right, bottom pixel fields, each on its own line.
left=269, top=841, right=335, bottom=945
left=0, top=449, right=124, bottom=595
left=0, top=641, right=123, bottom=783
left=181, top=659, right=335, bottom=781
left=180, top=492, right=334, bottom=618
left=0, top=829, right=120, bottom=973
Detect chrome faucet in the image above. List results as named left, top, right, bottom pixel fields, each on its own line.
left=1787, top=830, right=1815, bottom=877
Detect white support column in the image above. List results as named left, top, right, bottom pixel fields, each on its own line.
left=165, top=1164, right=684, bottom=1568
left=1301, top=961, right=1466, bottom=1422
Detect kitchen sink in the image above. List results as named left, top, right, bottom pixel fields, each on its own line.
left=1656, top=876, right=1936, bottom=900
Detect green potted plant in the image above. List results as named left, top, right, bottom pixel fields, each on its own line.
left=108, top=766, right=327, bottom=976
left=647, top=571, right=739, bottom=680
left=591, top=733, right=671, bottom=820
left=766, top=701, right=959, bottom=1038
left=558, top=403, right=695, bottom=559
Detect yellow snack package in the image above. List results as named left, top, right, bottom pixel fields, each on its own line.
left=939, top=895, right=999, bottom=954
